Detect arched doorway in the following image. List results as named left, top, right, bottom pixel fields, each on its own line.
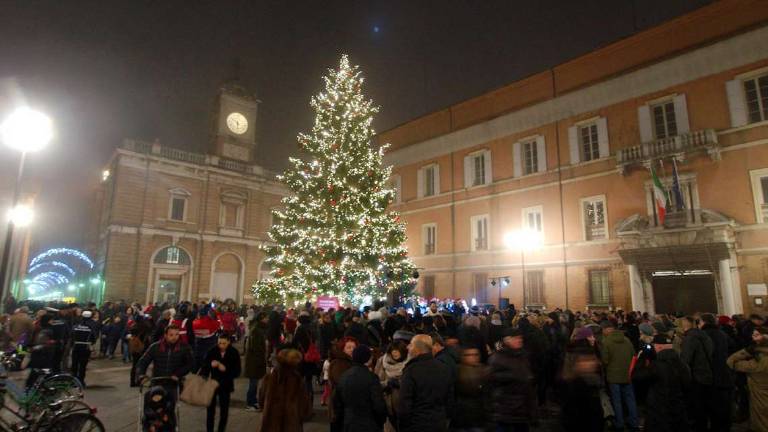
left=150, top=246, right=192, bottom=304
left=211, top=253, right=243, bottom=302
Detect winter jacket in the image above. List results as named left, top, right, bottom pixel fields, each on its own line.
left=701, top=323, right=734, bottom=389
left=452, top=363, right=489, bottom=429
left=374, top=353, right=405, bottom=431
left=488, top=347, right=536, bottom=425
left=243, top=323, right=268, bottom=380
left=334, top=364, right=387, bottom=431
left=728, top=346, right=768, bottom=432
left=259, top=349, right=311, bottom=432
left=633, top=348, right=691, bottom=432
left=328, top=348, right=355, bottom=423
left=200, top=345, right=241, bottom=393
left=600, top=330, right=635, bottom=384
left=680, top=328, right=714, bottom=385
left=560, top=344, right=603, bottom=432
left=8, top=311, right=34, bottom=343
left=435, top=347, right=459, bottom=384
left=136, top=339, right=194, bottom=380
left=398, top=353, right=453, bottom=432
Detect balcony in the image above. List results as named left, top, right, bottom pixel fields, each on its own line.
left=616, top=129, right=719, bottom=174
left=424, top=243, right=435, bottom=255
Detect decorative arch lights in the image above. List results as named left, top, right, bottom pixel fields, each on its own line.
left=27, top=261, right=76, bottom=276
left=29, top=248, right=94, bottom=269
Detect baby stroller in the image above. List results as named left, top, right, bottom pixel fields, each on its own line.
left=138, top=377, right=180, bottom=432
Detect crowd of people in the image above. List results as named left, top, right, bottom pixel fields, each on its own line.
left=1, top=295, right=767, bottom=432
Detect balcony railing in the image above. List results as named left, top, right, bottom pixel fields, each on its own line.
left=586, top=224, right=606, bottom=241
left=474, top=238, right=488, bottom=250
left=424, top=244, right=435, bottom=255
left=616, top=129, right=718, bottom=173
left=120, top=139, right=265, bottom=176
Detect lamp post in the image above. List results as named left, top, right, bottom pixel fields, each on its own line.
left=504, top=228, right=542, bottom=310
left=0, top=108, right=53, bottom=306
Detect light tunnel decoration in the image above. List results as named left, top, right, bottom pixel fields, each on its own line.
left=27, top=261, right=76, bottom=277
left=29, top=248, right=94, bottom=270
left=31, top=271, right=69, bottom=286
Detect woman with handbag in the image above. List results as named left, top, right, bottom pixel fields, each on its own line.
left=200, top=334, right=241, bottom=432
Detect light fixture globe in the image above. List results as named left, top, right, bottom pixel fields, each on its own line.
left=7, top=204, right=34, bottom=227
left=0, top=107, right=53, bottom=153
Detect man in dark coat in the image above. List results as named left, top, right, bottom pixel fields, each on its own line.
left=136, top=325, right=194, bottom=383
left=633, top=334, right=691, bottom=431
left=430, top=332, right=458, bottom=384
left=334, top=345, right=387, bottom=432
left=201, top=334, right=241, bottom=432
left=680, top=316, right=714, bottom=431
left=699, top=313, right=734, bottom=431
left=489, top=327, right=537, bottom=431
left=398, top=334, right=453, bottom=432
left=244, top=312, right=268, bottom=410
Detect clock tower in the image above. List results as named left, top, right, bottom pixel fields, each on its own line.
left=210, top=73, right=258, bottom=163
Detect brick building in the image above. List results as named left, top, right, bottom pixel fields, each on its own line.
left=380, top=0, right=768, bottom=316
left=93, top=82, right=285, bottom=304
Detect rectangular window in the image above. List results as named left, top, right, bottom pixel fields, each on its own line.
left=422, top=275, right=435, bottom=299
left=223, top=202, right=240, bottom=227
left=744, top=74, right=768, bottom=124
left=651, top=100, right=677, bottom=139
left=583, top=197, right=606, bottom=241
left=579, top=123, right=600, bottom=162
left=391, top=176, right=402, bottom=204
left=589, top=270, right=610, bottom=305
left=166, top=246, right=180, bottom=264
left=424, top=165, right=436, bottom=197
left=423, top=224, right=436, bottom=255
left=472, top=153, right=485, bottom=186
left=522, top=206, right=543, bottom=233
left=526, top=271, right=545, bottom=305
left=522, top=140, right=538, bottom=175
left=170, top=197, right=186, bottom=221
left=760, top=176, right=768, bottom=222
left=471, top=215, right=489, bottom=251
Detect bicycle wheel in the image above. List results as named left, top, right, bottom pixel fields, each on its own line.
left=38, top=375, right=84, bottom=402
left=48, top=413, right=105, bottom=432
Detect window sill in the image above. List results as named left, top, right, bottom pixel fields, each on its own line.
left=719, top=119, right=768, bottom=135
left=218, top=227, right=244, bottom=237
left=160, top=218, right=196, bottom=225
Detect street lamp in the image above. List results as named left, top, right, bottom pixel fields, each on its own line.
left=7, top=204, right=34, bottom=227
left=0, top=107, right=53, bottom=307
left=504, top=228, right=543, bottom=310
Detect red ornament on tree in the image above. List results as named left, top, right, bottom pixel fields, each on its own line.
left=330, top=199, right=337, bottom=206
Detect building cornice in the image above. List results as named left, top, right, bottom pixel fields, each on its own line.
left=383, top=24, right=768, bottom=168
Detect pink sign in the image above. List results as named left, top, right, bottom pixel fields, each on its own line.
left=316, top=295, right=340, bottom=310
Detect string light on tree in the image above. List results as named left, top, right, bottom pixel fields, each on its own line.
left=253, top=55, right=416, bottom=304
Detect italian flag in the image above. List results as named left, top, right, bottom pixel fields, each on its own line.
left=651, top=165, right=667, bottom=225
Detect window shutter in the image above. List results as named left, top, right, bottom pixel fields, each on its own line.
left=568, top=126, right=579, bottom=165
left=433, top=164, right=440, bottom=195
left=463, top=156, right=472, bottom=188
left=637, top=105, right=652, bottom=143
left=417, top=167, right=424, bottom=198
left=673, top=94, right=690, bottom=134
left=536, top=136, right=547, bottom=173
left=597, top=117, right=609, bottom=158
left=483, top=150, right=492, bottom=185
left=513, top=142, right=522, bottom=177
left=726, top=79, right=748, bottom=127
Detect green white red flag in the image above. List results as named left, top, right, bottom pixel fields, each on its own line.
left=651, top=164, right=667, bottom=225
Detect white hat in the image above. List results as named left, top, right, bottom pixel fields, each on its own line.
left=81, top=310, right=93, bottom=319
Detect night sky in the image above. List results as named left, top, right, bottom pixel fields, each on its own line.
left=0, top=0, right=713, bottom=254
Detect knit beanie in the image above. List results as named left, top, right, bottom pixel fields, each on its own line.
left=352, top=345, right=372, bottom=364
left=718, top=315, right=733, bottom=326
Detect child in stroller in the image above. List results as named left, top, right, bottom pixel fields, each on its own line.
left=143, top=385, right=176, bottom=432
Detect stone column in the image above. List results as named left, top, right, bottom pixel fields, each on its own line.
left=719, top=258, right=741, bottom=316
left=628, top=264, right=646, bottom=312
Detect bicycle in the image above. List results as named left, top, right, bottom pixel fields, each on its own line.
left=0, top=355, right=84, bottom=417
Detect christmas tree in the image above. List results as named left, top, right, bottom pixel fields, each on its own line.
left=253, top=55, right=416, bottom=305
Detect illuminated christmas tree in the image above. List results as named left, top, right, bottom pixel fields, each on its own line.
left=253, top=55, right=416, bottom=305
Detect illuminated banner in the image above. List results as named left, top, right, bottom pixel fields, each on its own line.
left=316, top=295, right=340, bottom=310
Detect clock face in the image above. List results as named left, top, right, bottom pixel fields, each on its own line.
left=226, top=112, right=248, bottom=135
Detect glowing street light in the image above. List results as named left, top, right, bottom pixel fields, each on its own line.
left=504, top=228, right=543, bottom=309
left=0, top=107, right=53, bottom=309
left=7, top=204, right=34, bottom=227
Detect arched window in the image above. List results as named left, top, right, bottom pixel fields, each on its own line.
left=154, top=246, right=191, bottom=265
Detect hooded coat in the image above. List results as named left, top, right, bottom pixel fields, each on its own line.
left=727, top=346, right=768, bottom=432
left=488, top=347, right=537, bottom=425
left=334, top=364, right=387, bottom=431
left=259, top=349, right=311, bottom=432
